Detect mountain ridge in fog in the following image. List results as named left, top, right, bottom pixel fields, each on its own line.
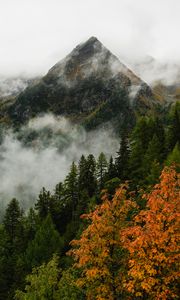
left=0, top=36, right=158, bottom=131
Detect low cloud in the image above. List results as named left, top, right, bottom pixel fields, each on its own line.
left=0, top=77, right=29, bottom=98
left=0, top=114, right=119, bottom=213
left=124, top=56, right=180, bottom=86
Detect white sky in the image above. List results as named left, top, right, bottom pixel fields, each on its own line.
left=0, top=0, right=179, bottom=77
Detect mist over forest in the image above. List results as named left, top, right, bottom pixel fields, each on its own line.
left=0, top=1, right=179, bottom=299
left=0, top=114, right=119, bottom=212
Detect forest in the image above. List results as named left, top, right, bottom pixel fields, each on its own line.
left=0, top=102, right=179, bottom=300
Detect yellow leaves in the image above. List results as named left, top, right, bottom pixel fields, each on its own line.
left=135, top=291, right=142, bottom=297
left=86, top=268, right=99, bottom=279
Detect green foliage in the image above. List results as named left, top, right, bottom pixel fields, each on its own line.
left=165, top=142, right=180, bottom=171
left=15, top=255, right=60, bottom=300
left=25, top=215, right=63, bottom=270
left=3, top=198, right=24, bottom=245
left=115, top=132, right=130, bottom=180
left=84, top=86, right=134, bottom=130
left=106, top=156, right=117, bottom=181
left=55, top=268, right=85, bottom=300
left=64, top=162, right=78, bottom=217
left=35, top=187, right=52, bottom=219
left=166, top=101, right=180, bottom=152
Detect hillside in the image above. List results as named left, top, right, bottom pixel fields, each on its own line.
left=1, top=37, right=158, bottom=130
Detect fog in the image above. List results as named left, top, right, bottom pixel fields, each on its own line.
left=0, top=0, right=179, bottom=85
left=0, top=114, right=119, bottom=211
left=125, top=56, right=180, bottom=86
left=0, top=77, right=29, bottom=98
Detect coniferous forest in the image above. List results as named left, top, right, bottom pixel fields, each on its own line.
left=0, top=102, right=179, bottom=300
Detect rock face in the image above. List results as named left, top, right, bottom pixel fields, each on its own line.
left=5, top=37, right=157, bottom=129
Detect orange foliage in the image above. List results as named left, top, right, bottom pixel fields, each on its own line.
left=69, top=184, right=136, bottom=300
left=122, top=167, right=180, bottom=299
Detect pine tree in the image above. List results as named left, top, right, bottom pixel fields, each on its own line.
left=165, top=142, right=180, bottom=172
left=86, top=154, right=97, bottom=197
left=142, top=134, right=162, bottom=177
left=2, top=199, right=26, bottom=299
left=96, top=152, right=108, bottom=190
left=166, top=102, right=180, bottom=152
left=3, top=198, right=24, bottom=246
left=78, top=154, right=97, bottom=197
left=78, top=155, right=87, bottom=192
left=129, top=117, right=151, bottom=182
left=24, top=208, right=38, bottom=242
left=35, top=187, right=52, bottom=219
left=106, top=156, right=117, bottom=181
left=115, top=133, right=130, bottom=180
left=64, top=162, right=78, bottom=219
left=25, top=215, right=63, bottom=270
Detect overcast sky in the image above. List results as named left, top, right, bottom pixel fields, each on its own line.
left=0, top=0, right=179, bottom=77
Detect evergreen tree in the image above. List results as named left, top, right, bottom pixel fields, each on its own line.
left=153, top=117, right=165, bottom=157
left=53, top=182, right=64, bottom=202
left=165, top=142, right=180, bottom=171
left=78, top=155, right=87, bottom=192
left=3, top=198, right=23, bottom=244
left=2, top=199, right=26, bottom=299
left=25, top=215, right=63, bottom=270
left=35, top=187, right=52, bottom=219
left=64, top=162, right=78, bottom=216
left=166, top=102, right=180, bottom=152
left=86, top=154, right=97, bottom=197
left=78, top=154, right=97, bottom=198
left=142, top=134, right=162, bottom=177
left=0, top=225, right=10, bottom=300
left=115, top=133, right=130, bottom=180
left=129, top=117, right=151, bottom=182
left=96, top=152, right=107, bottom=190
left=24, top=208, right=38, bottom=242
left=106, top=156, right=117, bottom=181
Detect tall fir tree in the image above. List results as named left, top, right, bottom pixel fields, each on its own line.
left=25, top=215, right=63, bottom=271
left=35, top=187, right=52, bottom=219
left=96, top=152, right=108, bottom=190
left=115, top=133, right=130, bottom=180
left=106, top=156, right=117, bottom=181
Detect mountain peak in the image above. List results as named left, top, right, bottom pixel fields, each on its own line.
left=85, top=36, right=100, bottom=44
left=72, top=36, right=104, bottom=58
left=6, top=37, right=155, bottom=127
left=48, top=36, right=142, bottom=86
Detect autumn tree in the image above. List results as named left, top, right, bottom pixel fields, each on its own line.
left=69, top=185, right=137, bottom=300
left=122, top=167, right=180, bottom=300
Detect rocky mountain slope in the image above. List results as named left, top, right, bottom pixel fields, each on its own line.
left=1, top=37, right=159, bottom=129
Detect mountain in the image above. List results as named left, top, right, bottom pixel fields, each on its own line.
left=1, top=37, right=158, bottom=130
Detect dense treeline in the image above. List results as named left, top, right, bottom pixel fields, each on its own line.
left=0, top=102, right=179, bottom=299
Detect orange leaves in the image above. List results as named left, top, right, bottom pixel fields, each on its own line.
left=122, top=166, right=180, bottom=299
left=69, top=167, right=179, bottom=299
left=69, top=184, right=136, bottom=299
